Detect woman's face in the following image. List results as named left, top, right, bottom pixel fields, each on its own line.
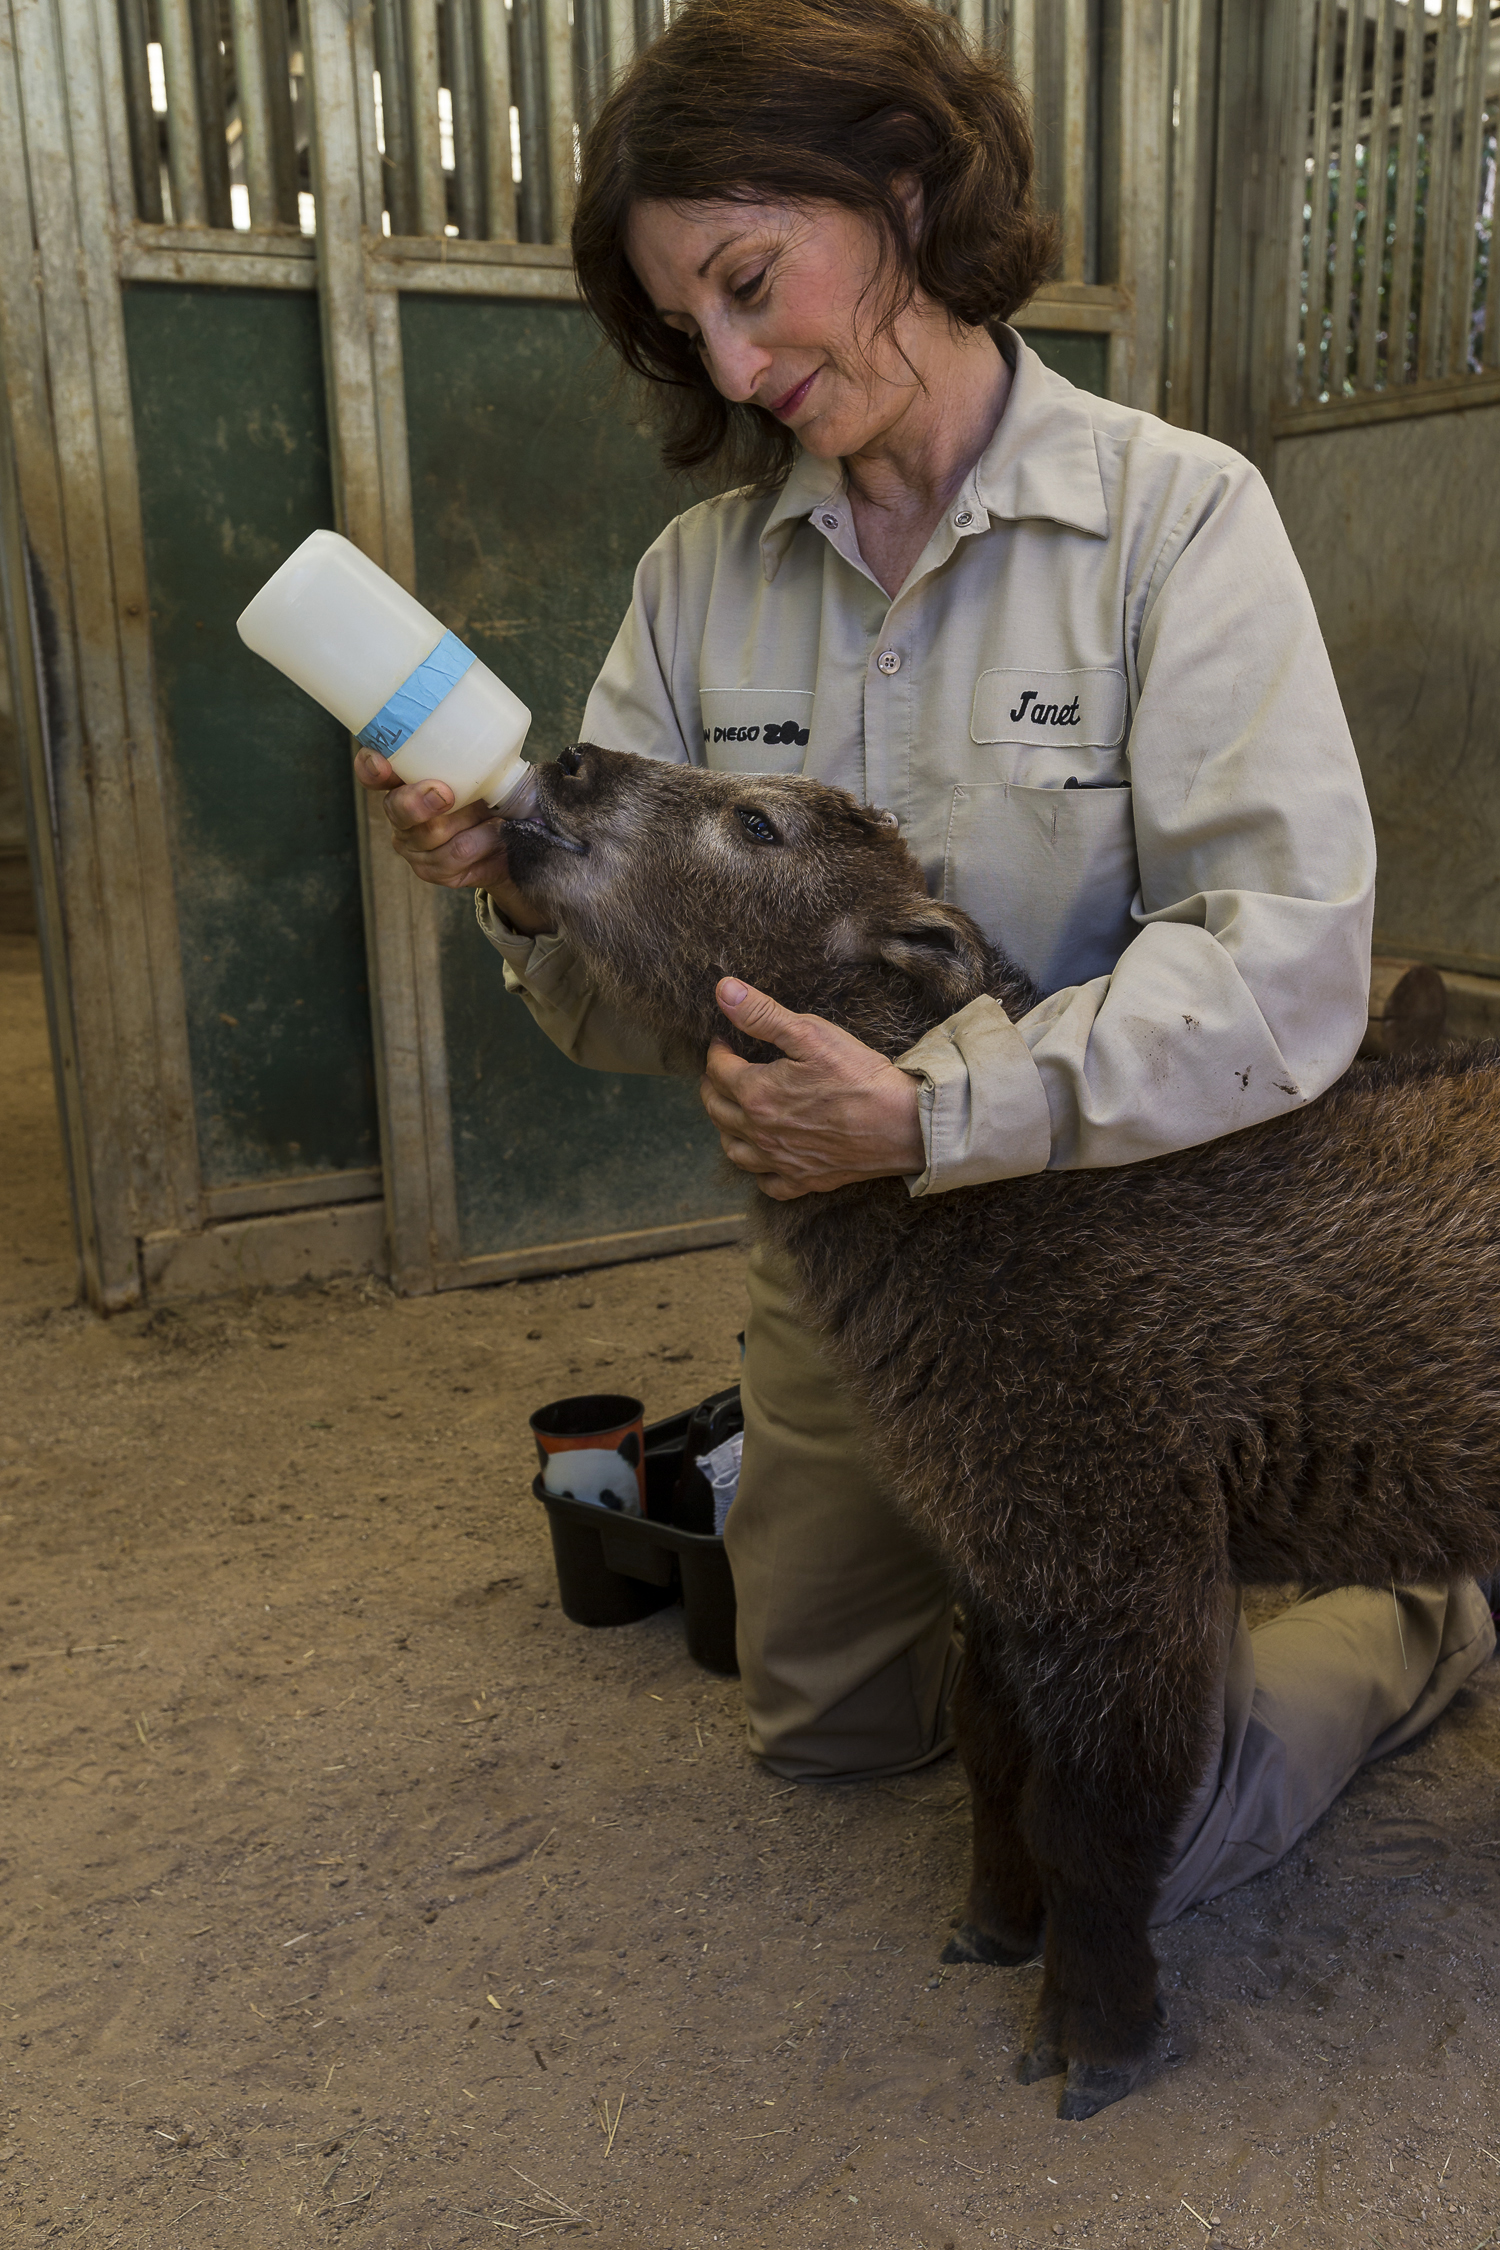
left=625, top=195, right=940, bottom=461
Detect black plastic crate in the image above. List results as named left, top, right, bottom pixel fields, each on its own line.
left=533, top=1407, right=739, bottom=1674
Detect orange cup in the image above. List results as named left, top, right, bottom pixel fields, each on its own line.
left=529, top=1393, right=647, bottom=1516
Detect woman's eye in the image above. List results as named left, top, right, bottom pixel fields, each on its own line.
left=736, top=807, right=778, bottom=845
left=732, top=270, right=767, bottom=305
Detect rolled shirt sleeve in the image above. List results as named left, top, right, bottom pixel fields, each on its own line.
left=898, top=462, right=1376, bottom=1192
left=475, top=894, right=677, bottom=1075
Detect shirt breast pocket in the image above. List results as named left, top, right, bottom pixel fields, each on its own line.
left=941, top=782, right=1141, bottom=996
left=699, top=689, right=814, bottom=773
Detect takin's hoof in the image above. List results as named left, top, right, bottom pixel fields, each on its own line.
left=1055, top=2054, right=1151, bottom=2120
left=1054, top=2000, right=1169, bottom=2121
left=1015, top=2039, right=1067, bottom=2085
left=941, top=1921, right=1040, bottom=1969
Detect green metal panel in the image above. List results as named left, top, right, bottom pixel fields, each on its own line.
left=123, top=283, right=378, bottom=1187
left=1023, top=328, right=1110, bottom=395
left=399, top=295, right=732, bottom=1259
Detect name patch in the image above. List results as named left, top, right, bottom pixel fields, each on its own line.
left=970, top=666, right=1128, bottom=748
left=699, top=688, right=814, bottom=772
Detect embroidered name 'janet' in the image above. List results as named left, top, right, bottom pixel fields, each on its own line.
left=1008, top=688, right=1080, bottom=727
left=970, top=665, right=1129, bottom=748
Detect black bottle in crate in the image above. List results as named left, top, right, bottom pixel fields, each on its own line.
left=533, top=1392, right=741, bottom=1674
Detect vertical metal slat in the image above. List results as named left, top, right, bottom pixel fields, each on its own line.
left=229, top=0, right=276, bottom=224
left=1327, top=0, right=1365, bottom=396
left=404, top=0, right=446, bottom=234
left=351, top=0, right=384, bottom=227
left=1277, top=0, right=1318, bottom=412
left=543, top=0, right=574, bottom=240
left=446, top=0, right=483, bottom=237
left=155, top=0, right=207, bottom=222
left=604, top=0, right=632, bottom=79
left=1417, top=0, right=1459, bottom=378
left=116, top=0, right=165, bottom=217
left=512, top=0, right=549, bottom=243
left=1384, top=0, right=1424, bottom=383
left=187, top=0, right=232, bottom=225
left=571, top=0, right=602, bottom=134
left=1165, top=0, right=1208, bottom=427
left=374, top=0, right=416, bottom=233
left=1300, top=0, right=1340, bottom=398
left=1354, top=0, right=1396, bottom=391
left=1444, top=0, right=1489, bottom=375
left=1009, top=0, right=1035, bottom=91
left=260, top=0, right=299, bottom=225
left=954, top=0, right=985, bottom=44
left=1061, top=0, right=1089, bottom=280
left=1482, top=72, right=1500, bottom=369
left=476, top=0, right=515, bottom=239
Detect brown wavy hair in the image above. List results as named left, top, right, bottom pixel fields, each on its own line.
left=571, top=0, right=1057, bottom=491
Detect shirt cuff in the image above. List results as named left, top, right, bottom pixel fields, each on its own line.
left=896, top=995, right=1053, bottom=1195
left=475, top=889, right=576, bottom=1000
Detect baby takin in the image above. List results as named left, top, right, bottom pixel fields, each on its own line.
left=502, top=742, right=1500, bottom=2119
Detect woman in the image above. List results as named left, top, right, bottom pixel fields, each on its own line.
left=357, top=0, right=1491, bottom=1918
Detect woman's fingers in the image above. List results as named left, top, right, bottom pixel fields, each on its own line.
left=405, top=814, right=514, bottom=890
left=352, top=750, right=510, bottom=887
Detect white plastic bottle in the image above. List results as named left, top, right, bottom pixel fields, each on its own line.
left=237, top=529, right=538, bottom=814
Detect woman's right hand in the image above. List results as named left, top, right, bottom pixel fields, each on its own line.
left=353, top=747, right=554, bottom=935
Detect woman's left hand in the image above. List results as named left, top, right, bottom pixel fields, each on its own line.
left=699, top=978, right=925, bottom=1199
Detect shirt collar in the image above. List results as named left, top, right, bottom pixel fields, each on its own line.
left=759, top=451, right=846, bottom=579
left=972, top=328, right=1110, bottom=537
left=756, top=326, right=1109, bottom=580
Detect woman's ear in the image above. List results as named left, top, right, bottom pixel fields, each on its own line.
left=891, top=166, right=924, bottom=243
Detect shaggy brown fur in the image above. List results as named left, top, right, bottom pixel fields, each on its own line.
left=504, top=744, right=1500, bottom=2119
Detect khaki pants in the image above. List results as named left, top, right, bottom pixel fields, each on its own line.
left=724, top=1246, right=1495, bottom=1922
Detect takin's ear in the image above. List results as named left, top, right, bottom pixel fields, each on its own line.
left=831, top=900, right=987, bottom=999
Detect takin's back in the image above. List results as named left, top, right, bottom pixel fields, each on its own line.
left=763, top=1041, right=1500, bottom=1604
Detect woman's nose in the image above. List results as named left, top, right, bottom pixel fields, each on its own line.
left=700, top=325, right=773, bottom=405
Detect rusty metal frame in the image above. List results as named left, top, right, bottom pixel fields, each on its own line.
left=0, top=0, right=203, bottom=1309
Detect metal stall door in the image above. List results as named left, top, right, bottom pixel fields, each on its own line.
left=0, top=0, right=1183, bottom=1310
left=1259, top=0, right=1500, bottom=998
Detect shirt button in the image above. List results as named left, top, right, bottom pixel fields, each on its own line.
left=820, top=512, right=839, bottom=529
left=954, top=509, right=973, bottom=527
left=876, top=648, right=901, bottom=676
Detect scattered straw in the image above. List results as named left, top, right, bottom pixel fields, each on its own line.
left=595, top=2092, right=627, bottom=2157
left=1181, top=2199, right=1213, bottom=2234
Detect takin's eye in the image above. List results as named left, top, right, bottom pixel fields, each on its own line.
left=735, top=806, right=780, bottom=846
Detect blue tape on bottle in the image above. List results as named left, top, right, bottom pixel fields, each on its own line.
left=356, top=630, right=477, bottom=755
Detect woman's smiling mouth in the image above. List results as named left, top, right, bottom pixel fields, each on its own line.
left=766, top=369, right=819, bottom=419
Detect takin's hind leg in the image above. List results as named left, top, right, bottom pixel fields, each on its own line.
left=1012, top=1598, right=1228, bottom=2119
left=941, top=1608, right=1045, bottom=1970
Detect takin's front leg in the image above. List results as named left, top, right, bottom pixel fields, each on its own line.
left=941, top=1606, right=1044, bottom=1967
left=1011, top=1596, right=1228, bottom=2121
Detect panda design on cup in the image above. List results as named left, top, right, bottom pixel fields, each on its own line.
left=529, top=1393, right=649, bottom=1518
left=541, top=1432, right=644, bottom=1515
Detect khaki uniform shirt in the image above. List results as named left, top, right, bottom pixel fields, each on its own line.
left=479, top=331, right=1375, bottom=1193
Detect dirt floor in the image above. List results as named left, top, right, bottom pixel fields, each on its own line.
left=3, top=928, right=1500, bottom=2250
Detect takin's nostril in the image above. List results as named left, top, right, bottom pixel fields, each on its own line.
left=557, top=745, right=585, bottom=778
